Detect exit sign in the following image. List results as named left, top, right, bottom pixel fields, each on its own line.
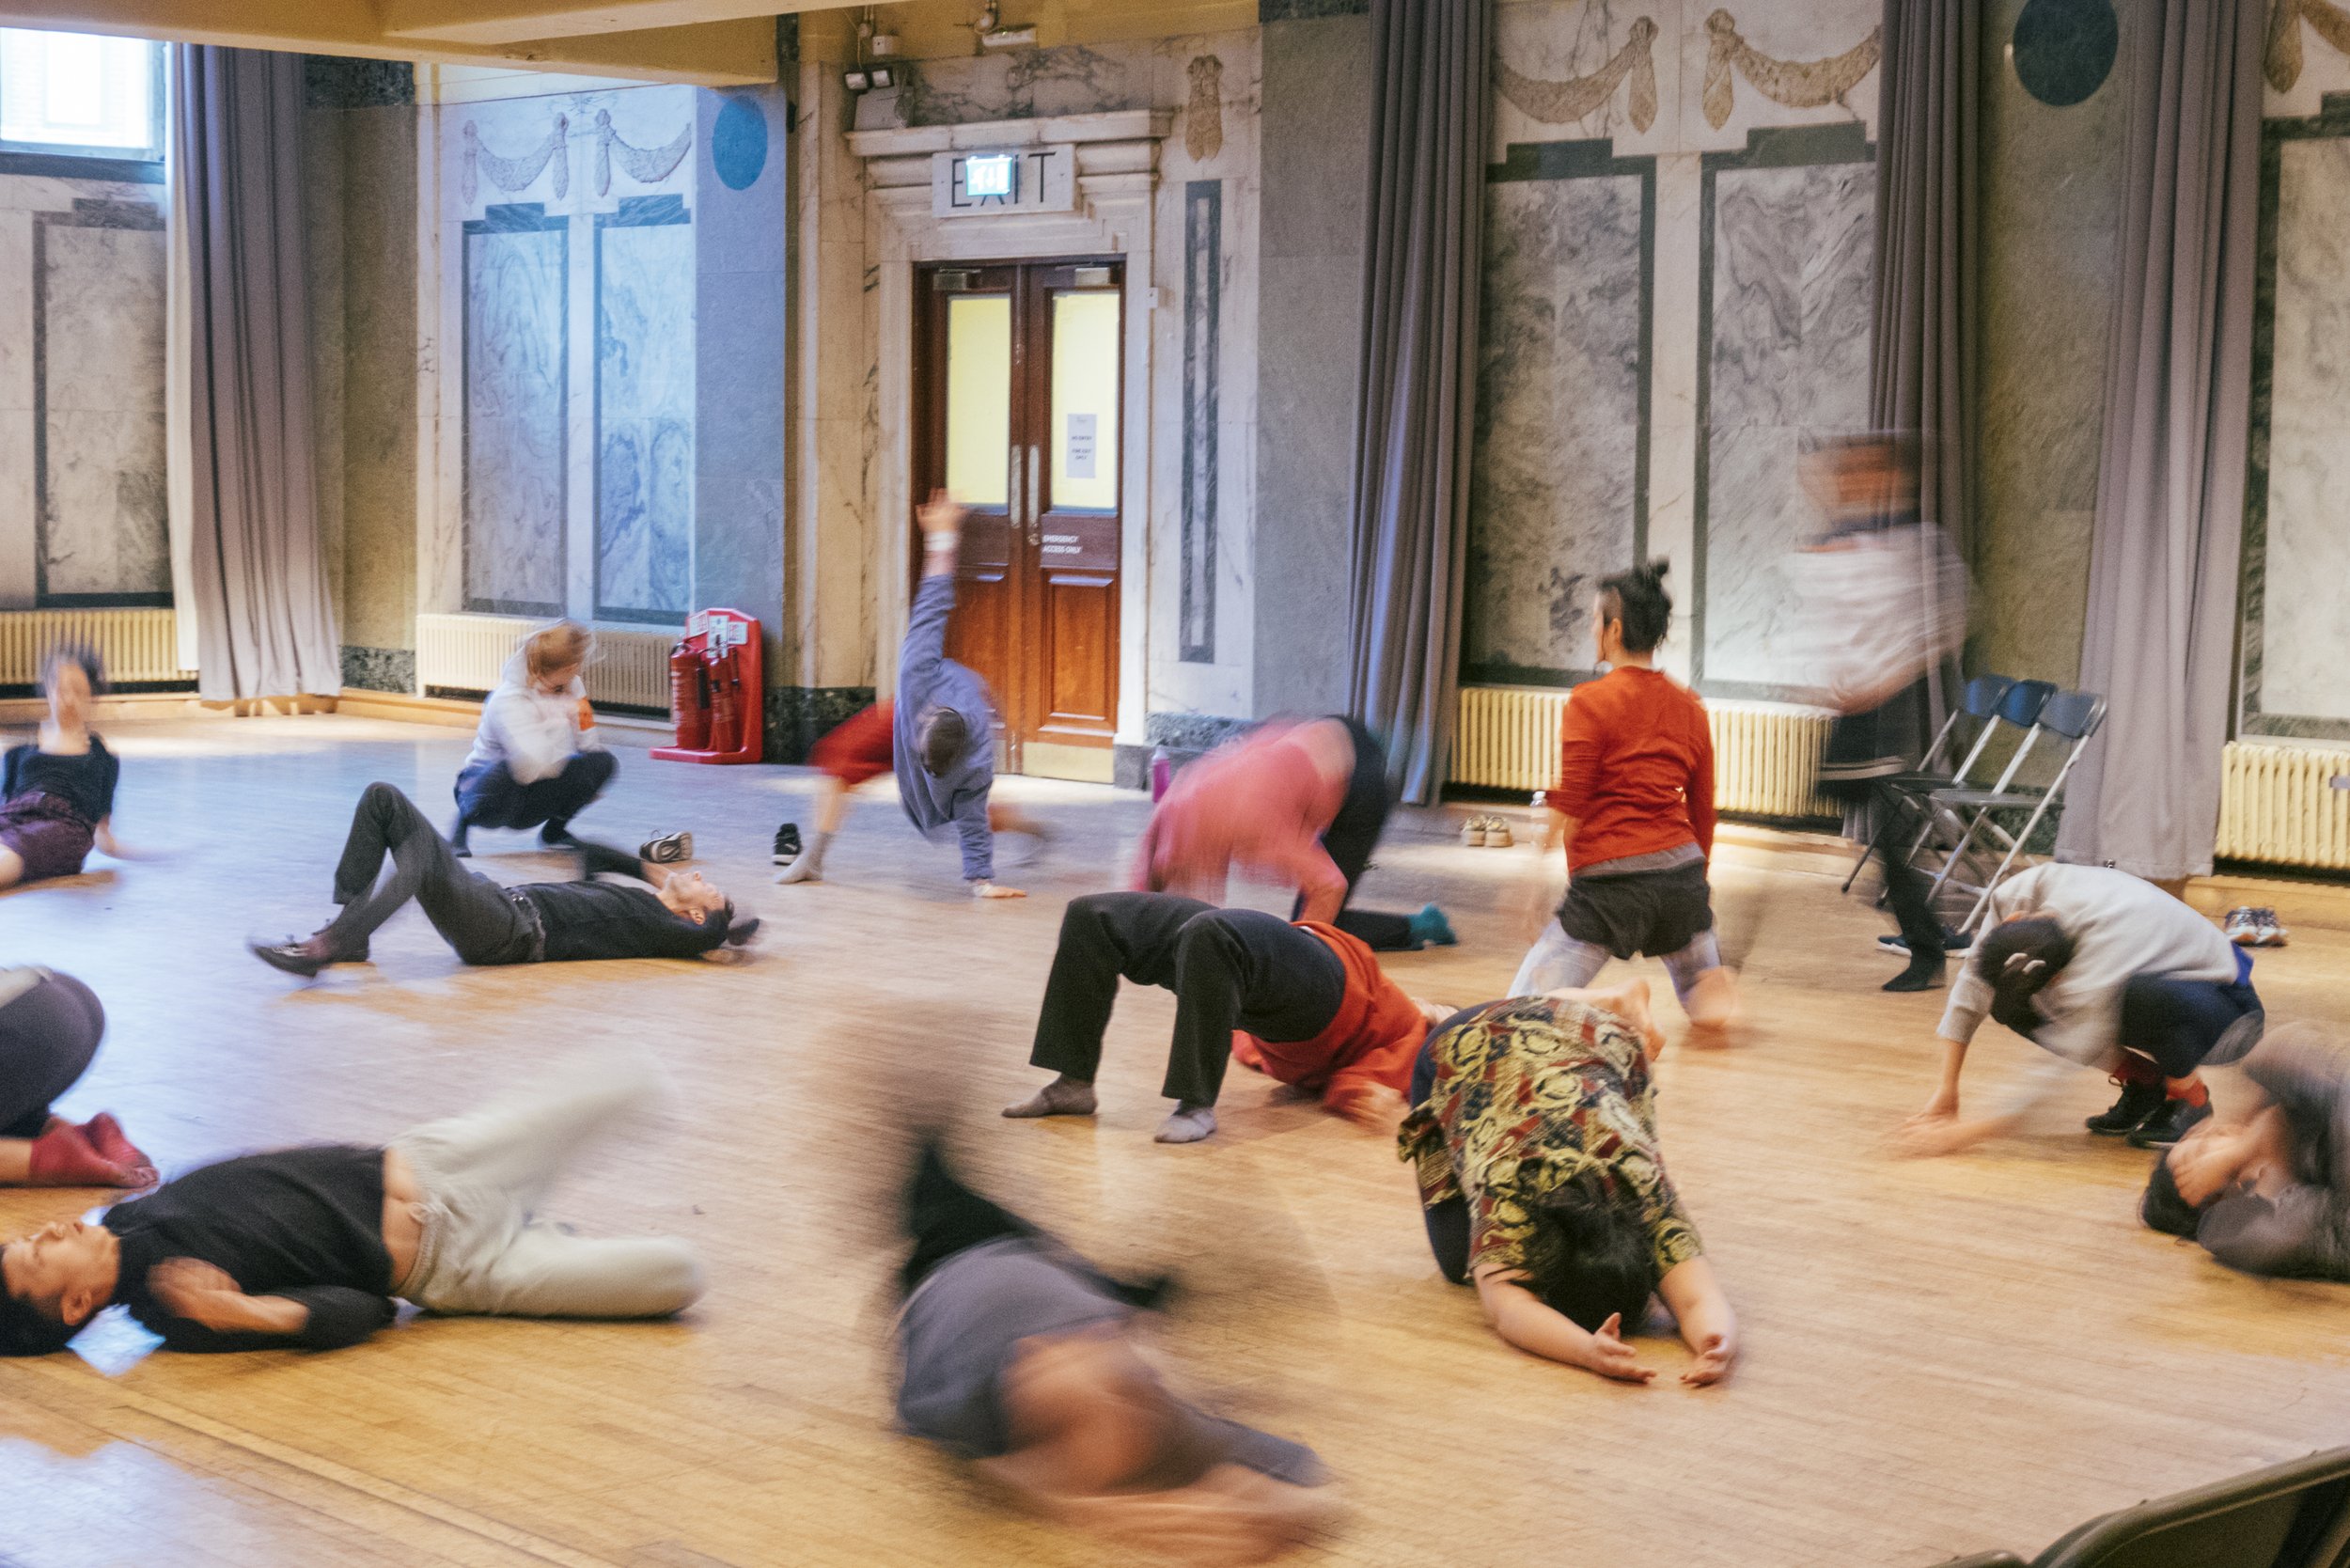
left=932, top=145, right=1076, bottom=217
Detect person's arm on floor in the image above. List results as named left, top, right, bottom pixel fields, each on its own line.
left=1657, top=1256, right=1737, bottom=1386
left=89, top=818, right=158, bottom=861
left=1472, top=1267, right=1654, bottom=1383
left=144, top=1259, right=394, bottom=1352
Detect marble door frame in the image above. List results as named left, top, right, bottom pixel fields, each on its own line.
left=2237, top=91, right=2350, bottom=744
left=852, top=111, right=1170, bottom=753
left=459, top=200, right=571, bottom=619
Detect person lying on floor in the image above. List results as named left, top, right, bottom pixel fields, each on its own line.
left=450, top=619, right=615, bottom=857
left=896, top=1140, right=1338, bottom=1564
left=1893, top=864, right=2260, bottom=1157
left=0, top=966, right=151, bottom=1189
left=1004, top=891, right=1448, bottom=1144
left=0, top=1052, right=704, bottom=1356
left=2142, top=1025, right=2350, bottom=1280
left=249, top=783, right=755, bottom=978
left=1399, top=981, right=1737, bottom=1386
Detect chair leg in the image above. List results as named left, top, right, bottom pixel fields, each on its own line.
left=1957, top=803, right=2052, bottom=934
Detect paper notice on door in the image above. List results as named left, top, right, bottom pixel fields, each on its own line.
left=1065, top=413, right=1098, bottom=479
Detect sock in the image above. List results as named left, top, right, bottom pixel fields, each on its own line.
left=1882, top=951, right=1945, bottom=993
left=79, top=1113, right=150, bottom=1174
left=1154, top=1102, right=1218, bottom=1144
left=2166, top=1077, right=2211, bottom=1107
left=1003, top=1077, right=1097, bottom=1119
left=1408, top=903, right=1457, bottom=949
left=26, top=1121, right=134, bottom=1186
left=776, top=830, right=832, bottom=885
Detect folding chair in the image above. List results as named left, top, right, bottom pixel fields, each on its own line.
left=1923, top=688, right=2107, bottom=939
left=1839, top=674, right=2045, bottom=895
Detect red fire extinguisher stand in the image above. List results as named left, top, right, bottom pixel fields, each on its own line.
left=652, top=608, right=763, bottom=765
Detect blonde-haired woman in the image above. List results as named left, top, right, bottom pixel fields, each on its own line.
left=452, top=621, right=615, bottom=856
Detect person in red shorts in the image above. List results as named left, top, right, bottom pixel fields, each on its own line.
left=1510, top=561, right=1738, bottom=1047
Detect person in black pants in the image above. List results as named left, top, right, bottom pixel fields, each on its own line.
left=0, top=968, right=150, bottom=1187
left=893, top=1140, right=1335, bottom=1560
left=248, top=783, right=754, bottom=978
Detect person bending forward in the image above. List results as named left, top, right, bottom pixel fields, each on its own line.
left=250, top=783, right=752, bottom=978
left=451, top=619, right=615, bottom=856
left=1006, top=891, right=1444, bottom=1145
left=1399, top=985, right=1737, bottom=1386
left=0, top=1053, right=703, bottom=1356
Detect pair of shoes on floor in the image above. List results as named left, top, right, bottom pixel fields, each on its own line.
left=2224, top=905, right=2290, bottom=947
left=2085, top=1076, right=2212, bottom=1147
left=1877, top=926, right=1973, bottom=956
left=1460, top=815, right=1513, bottom=848
left=772, top=822, right=802, bottom=867
left=640, top=830, right=693, bottom=864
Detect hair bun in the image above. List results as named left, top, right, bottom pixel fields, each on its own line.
left=1637, top=558, right=1669, bottom=584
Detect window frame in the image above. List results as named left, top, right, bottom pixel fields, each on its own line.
left=0, top=30, right=165, bottom=179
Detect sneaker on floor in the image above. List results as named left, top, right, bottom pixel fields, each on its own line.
left=2224, top=906, right=2261, bottom=946
left=2084, top=1077, right=2167, bottom=1136
left=1877, top=927, right=1974, bottom=955
left=249, top=936, right=333, bottom=979
left=640, top=829, right=693, bottom=864
left=1460, top=817, right=1488, bottom=848
left=2127, top=1096, right=2212, bottom=1150
left=1484, top=818, right=1514, bottom=849
left=772, top=822, right=802, bottom=866
left=2258, top=907, right=2291, bottom=947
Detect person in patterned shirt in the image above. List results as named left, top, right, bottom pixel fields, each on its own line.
left=1397, top=980, right=1737, bottom=1386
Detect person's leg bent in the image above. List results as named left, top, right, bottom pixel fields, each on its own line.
left=2120, top=973, right=2258, bottom=1081
left=1156, top=911, right=1286, bottom=1110
left=514, top=749, right=618, bottom=834
left=1028, top=893, right=1215, bottom=1082
left=1422, top=1196, right=1470, bottom=1285
left=433, top=1225, right=704, bottom=1319
left=1511, top=920, right=1611, bottom=996
left=454, top=762, right=523, bottom=831
left=0, top=971, right=104, bottom=1139
left=396, top=1050, right=663, bottom=1220
left=331, top=782, right=424, bottom=905
left=901, top=1141, right=1035, bottom=1296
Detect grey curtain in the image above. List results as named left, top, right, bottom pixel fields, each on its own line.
left=2055, top=0, right=2263, bottom=880
left=1868, top=0, right=1980, bottom=745
left=1344, top=0, right=1490, bottom=804
left=172, top=46, right=341, bottom=701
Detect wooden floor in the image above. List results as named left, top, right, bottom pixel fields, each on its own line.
left=3, top=713, right=2348, bottom=1568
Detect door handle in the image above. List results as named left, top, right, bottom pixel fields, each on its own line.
left=1026, top=446, right=1042, bottom=548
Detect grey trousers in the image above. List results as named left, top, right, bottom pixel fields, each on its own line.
left=392, top=1053, right=706, bottom=1320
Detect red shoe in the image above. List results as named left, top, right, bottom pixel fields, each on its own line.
left=80, top=1113, right=155, bottom=1184
left=26, top=1120, right=137, bottom=1187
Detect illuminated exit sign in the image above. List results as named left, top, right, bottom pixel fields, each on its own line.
left=932, top=145, right=1076, bottom=217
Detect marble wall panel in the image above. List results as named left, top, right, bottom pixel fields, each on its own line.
left=2248, top=131, right=2350, bottom=732
left=462, top=212, right=568, bottom=614
left=37, top=216, right=166, bottom=601
left=595, top=202, right=695, bottom=621
left=902, top=41, right=1154, bottom=125
left=1465, top=155, right=1647, bottom=685
left=1696, top=148, right=1872, bottom=693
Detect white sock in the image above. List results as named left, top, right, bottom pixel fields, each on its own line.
left=1154, top=1103, right=1217, bottom=1144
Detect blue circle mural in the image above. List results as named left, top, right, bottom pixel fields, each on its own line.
left=713, top=96, right=768, bottom=191
left=2012, top=0, right=2119, bottom=108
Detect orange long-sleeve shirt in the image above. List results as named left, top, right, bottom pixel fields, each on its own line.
left=1228, top=921, right=1428, bottom=1115
left=1540, top=666, right=1716, bottom=871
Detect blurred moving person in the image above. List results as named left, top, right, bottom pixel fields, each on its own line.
left=451, top=619, right=614, bottom=857
left=1, top=646, right=153, bottom=890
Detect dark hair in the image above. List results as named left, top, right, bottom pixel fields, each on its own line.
left=1520, top=1173, right=1656, bottom=1333
left=1597, top=560, right=1672, bottom=655
left=38, top=642, right=105, bottom=698
left=2140, top=1155, right=2208, bottom=1240
left=1973, top=917, right=2075, bottom=1027
left=920, top=708, right=971, bottom=777
left=0, top=1252, right=81, bottom=1357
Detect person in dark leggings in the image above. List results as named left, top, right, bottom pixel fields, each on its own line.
left=1003, top=891, right=1441, bottom=1144
left=0, top=968, right=150, bottom=1188
left=895, top=1141, right=1337, bottom=1561
left=1134, top=716, right=1453, bottom=952
left=248, top=784, right=754, bottom=978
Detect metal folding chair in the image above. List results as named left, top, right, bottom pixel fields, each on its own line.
left=1923, top=688, right=2107, bottom=939
left=1838, top=674, right=2044, bottom=895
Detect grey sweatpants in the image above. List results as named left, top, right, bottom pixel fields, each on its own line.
left=392, top=1053, right=706, bottom=1319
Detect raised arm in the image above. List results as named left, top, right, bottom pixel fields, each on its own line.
left=900, top=492, right=966, bottom=705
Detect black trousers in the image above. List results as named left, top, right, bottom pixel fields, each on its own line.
left=1298, top=716, right=1417, bottom=951
left=1406, top=1028, right=1472, bottom=1284
left=1826, top=776, right=1945, bottom=957
left=2121, top=961, right=2263, bottom=1078
left=1029, top=892, right=1347, bottom=1107
left=456, top=749, right=617, bottom=832
left=899, top=1140, right=1170, bottom=1309
left=326, top=784, right=539, bottom=964
left=0, top=970, right=104, bottom=1139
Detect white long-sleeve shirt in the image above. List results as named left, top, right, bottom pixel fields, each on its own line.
left=1937, top=863, right=2239, bottom=1069
left=462, top=651, right=602, bottom=784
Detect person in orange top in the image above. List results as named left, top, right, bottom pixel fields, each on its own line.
left=1512, top=562, right=1738, bottom=1046
left=1005, top=892, right=1446, bottom=1144
left=1133, top=716, right=1454, bottom=952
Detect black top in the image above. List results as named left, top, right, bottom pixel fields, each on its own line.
left=102, top=1145, right=397, bottom=1353
left=2, top=738, right=118, bottom=825
left=523, top=879, right=731, bottom=962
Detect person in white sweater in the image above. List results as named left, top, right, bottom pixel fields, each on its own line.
left=1894, top=864, right=2261, bottom=1156
left=452, top=622, right=615, bottom=857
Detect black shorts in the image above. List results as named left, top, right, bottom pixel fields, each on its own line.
left=1558, top=861, right=1716, bottom=962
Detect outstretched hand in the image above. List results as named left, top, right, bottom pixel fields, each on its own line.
left=1888, top=1107, right=1991, bottom=1158
left=1681, top=1330, right=1736, bottom=1387
left=1580, top=1313, right=1655, bottom=1384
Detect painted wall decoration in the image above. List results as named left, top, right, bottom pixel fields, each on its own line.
left=2011, top=0, right=2120, bottom=107
left=1701, top=9, right=1882, bottom=129
left=463, top=118, right=570, bottom=205
left=712, top=96, right=768, bottom=190
left=595, top=110, right=693, bottom=195
left=2268, top=0, right=2350, bottom=91
left=1497, top=16, right=1661, bottom=133
left=1187, top=55, right=1226, bottom=160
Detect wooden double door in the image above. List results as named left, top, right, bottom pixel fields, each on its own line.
left=914, top=258, right=1123, bottom=779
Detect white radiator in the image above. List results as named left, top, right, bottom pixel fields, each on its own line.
left=1454, top=685, right=1836, bottom=819
left=414, top=614, right=676, bottom=712
left=2217, top=741, right=2350, bottom=871
left=0, top=608, right=193, bottom=686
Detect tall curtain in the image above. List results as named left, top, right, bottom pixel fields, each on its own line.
left=1868, top=0, right=1980, bottom=743
left=2054, top=0, right=2263, bottom=881
left=1344, top=0, right=1490, bottom=804
left=168, top=46, right=341, bottom=702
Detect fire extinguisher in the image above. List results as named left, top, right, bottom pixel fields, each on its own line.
left=707, top=643, right=740, bottom=753
left=669, top=639, right=710, bottom=751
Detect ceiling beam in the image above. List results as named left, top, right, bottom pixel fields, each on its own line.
left=383, top=0, right=838, bottom=49
left=0, top=0, right=779, bottom=86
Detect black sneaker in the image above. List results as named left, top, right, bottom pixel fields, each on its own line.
left=540, top=822, right=579, bottom=848
left=2085, top=1077, right=2166, bottom=1136
left=2126, top=1097, right=2212, bottom=1150
left=249, top=934, right=349, bottom=978
left=1877, top=927, right=1974, bottom=954
left=640, top=830, right=693, bottom=864
left=772, top=823, right=802, bottom=866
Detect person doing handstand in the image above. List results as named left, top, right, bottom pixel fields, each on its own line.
left=249, top=783, right=753, bottom=978
left=1005, top=891, right=1446, bottom=1145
